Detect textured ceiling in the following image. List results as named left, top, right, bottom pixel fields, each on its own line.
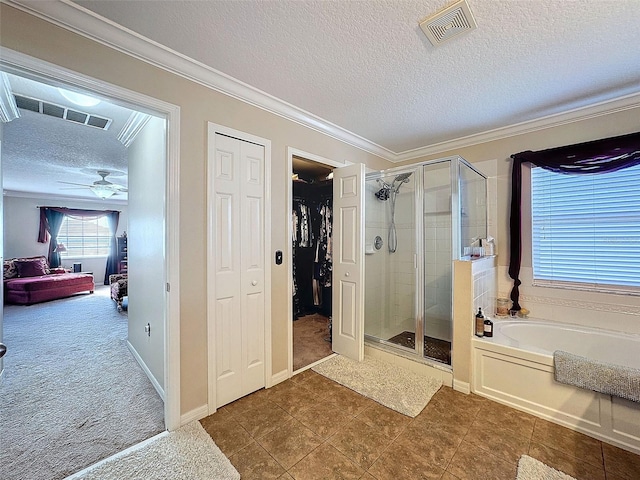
left=3, top=0, right=640, bottom=200
left=70, top=0, right=640, bottom=153
left=2, top=73, right=134, bottom=201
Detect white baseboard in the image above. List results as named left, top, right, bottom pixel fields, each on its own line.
left=271, top=369, right=289, bottom=386
left=127, top=341, right=165, bottom=401
left=453, top=379, right=471, bottom=394
left=180, top=404, right=209, bottom=425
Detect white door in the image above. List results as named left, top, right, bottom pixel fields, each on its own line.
left=212, top=133, right=265, bottom=407
left=332, top=163, right=365, bottom=361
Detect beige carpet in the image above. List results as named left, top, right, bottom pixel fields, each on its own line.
left=0, top=288, right=164, bottom=480
left=517, top=455, right=577, bottom=480
left=312, top=355, right=442, bottom=417
left=67, top=422, right=239, bottom=480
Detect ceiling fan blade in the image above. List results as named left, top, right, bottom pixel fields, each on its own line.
left=58, top=181, right=92, bottom=187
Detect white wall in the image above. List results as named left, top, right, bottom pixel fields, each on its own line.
left=3, top=194, right=128, bottom=282
left=126, top=116, right=166, bottom=391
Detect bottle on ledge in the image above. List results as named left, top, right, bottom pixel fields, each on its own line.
left=475, top=308, right=485, bottom=337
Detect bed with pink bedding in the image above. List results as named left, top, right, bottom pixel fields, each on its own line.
left=3, top=256, right=94, bottom=305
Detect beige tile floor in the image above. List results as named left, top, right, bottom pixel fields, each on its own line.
left=200, top=369, right=640, bottom=480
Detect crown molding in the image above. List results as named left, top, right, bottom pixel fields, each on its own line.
left=4, top=0, right=395, bottom=161
left=5, top=0, right=640, bottom=164
left=3, top=189, right=128, bottom=204
left=394, top=91, right=640, bottom=162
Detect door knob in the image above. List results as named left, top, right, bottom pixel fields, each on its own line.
left=345, top=272, right=350, bottom=277
left=251, top=280, right=258, bottom=286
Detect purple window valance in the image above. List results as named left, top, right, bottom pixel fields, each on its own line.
left=509, top=131, right=640, bottom=310
left=37, top=207, right=119, bottom=243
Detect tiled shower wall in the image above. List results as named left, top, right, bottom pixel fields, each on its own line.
left=364, top=180, right=387, bottom=339
left=364, top=176, right=416, bottom=341
left=473, top=264, right=497, bottom=319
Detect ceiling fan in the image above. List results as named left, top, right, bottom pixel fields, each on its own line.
left=58, top=170, right=128, bottom=199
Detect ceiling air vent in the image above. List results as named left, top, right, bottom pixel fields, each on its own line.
left=13, top=94, right=112, bottom=130
left=419, top=0, right=477, bottom=46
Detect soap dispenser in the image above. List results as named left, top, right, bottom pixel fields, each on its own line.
left=475, top=308, right=484, bottom=337
left=483, top=316, right=493, bottom=337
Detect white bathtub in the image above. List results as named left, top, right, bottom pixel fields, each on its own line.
left=473, top=318, right=640, bottom=454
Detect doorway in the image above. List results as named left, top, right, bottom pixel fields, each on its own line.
left=287, top=148, right=354, bottom=374
left=0, top=48, right=180, bottom=468
left=291, top=155, right=334, bottom=371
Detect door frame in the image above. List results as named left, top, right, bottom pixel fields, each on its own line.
left=206, top=122, right=272, bottom=414
left=0, top=48, right=182, bottom=430
left=286, top=147, right=347, bottom=377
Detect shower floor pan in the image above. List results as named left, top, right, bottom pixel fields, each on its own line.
left=387, top=331, right=451, bottom=365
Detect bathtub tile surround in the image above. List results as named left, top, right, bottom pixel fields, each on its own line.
left=496, top=265, right=640, bottom=335
left=202, top=370, right=638, bottom=479
left=452, top=256, right=497, bottom=393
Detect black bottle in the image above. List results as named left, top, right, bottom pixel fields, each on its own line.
left=483, top=317, right=493, bottom=337
left=475, top=308, right=484, bottom=337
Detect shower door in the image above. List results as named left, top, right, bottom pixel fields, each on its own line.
left=422, top=161, right=454, bottom=364
left=364, top=168, right=420, bottom=355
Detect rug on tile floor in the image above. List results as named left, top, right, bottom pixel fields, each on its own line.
left=67, top=422, right=239, bottom=480
left=516, top=455, right=576, bottom=480
left=312, top=355, right=442, bottom=417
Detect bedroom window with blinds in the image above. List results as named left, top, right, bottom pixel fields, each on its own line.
left=57, top=215, right=112, bottom=257
left=531, top=164, right=640, bottom=295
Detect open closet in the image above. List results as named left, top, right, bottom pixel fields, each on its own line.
left=291, top=156, right=334, bottom=371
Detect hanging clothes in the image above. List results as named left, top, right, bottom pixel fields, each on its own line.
left=292, top=190, right=332, bottom=318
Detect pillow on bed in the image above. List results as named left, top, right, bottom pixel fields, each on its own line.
left=14, top=258, right=48, bottom=277
left=3, top=259, right=17, bottom=280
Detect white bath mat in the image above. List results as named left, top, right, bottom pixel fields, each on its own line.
left=67, top=422, right=239, bottom=480
left=516, top=455, right=576, bottom=480
left=312, top=355, right=442, bottom=417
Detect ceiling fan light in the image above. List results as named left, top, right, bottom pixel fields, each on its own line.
left=91, top=185, right=116, bottom=199
left=57, top=88, right=101, bottom=107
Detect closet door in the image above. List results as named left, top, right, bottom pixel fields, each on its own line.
left=212, top=133, right=265, bottom=408
left=239, top=141, right=266, bottom=396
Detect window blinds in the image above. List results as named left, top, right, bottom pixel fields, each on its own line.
left=58, top=216, right=112, bottom=257
left=531, top=164, right=640, bottom=294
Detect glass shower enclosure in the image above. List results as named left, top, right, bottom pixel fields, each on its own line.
left=364, top=156, right=487, bottom=366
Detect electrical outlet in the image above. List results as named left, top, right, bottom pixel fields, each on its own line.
left=145, top=323, right=151, bottom=336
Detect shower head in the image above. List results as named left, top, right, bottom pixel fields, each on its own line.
left=391, top=172, right=412, bottom=193
left=394, top=172, right=412, bottom=183
left=375, top=179, right=391, bottom=201
left=375, top=186, right=390, bottom=201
